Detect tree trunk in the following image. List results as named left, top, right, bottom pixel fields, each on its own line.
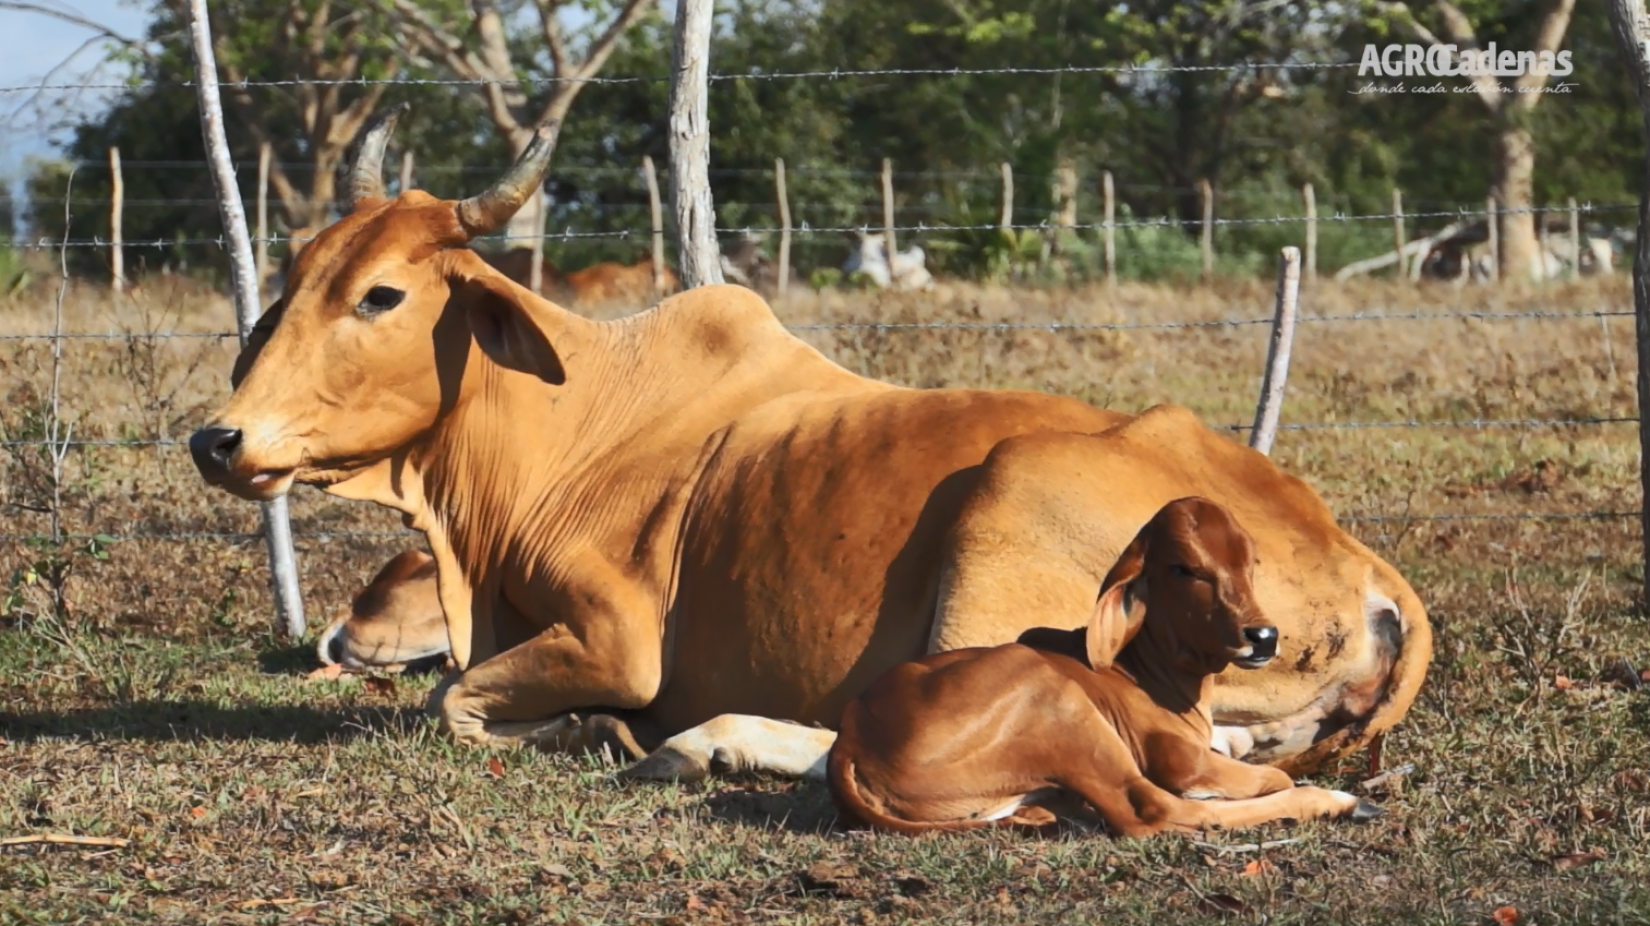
left=1495, top=122, right=1544, bottom=281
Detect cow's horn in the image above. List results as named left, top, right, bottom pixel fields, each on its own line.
left=346, top=102, right=410, bottom=210
left=456, top=119, right=561, bottom=239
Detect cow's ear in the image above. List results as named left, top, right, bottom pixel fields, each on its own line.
left=461, top=275, right=566, bottom=385
left=231, top=298, right=285, bottom=389
left=1087, top=536, right=1148, bottom=669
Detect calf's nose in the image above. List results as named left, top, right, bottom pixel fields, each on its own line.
left=1242, top=626, right=1279, bottom=660
left=189, top=426, right=243, bottom=476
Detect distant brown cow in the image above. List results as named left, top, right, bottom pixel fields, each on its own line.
left=274, top=230, right=676, bottom=313
left=479, top=248, right=680, bottom=311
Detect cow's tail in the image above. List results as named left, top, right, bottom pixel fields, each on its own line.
left=1274, top=591, right=1434, bottom=777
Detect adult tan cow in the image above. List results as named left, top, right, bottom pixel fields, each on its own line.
left=188, top=108, right=1430, bottom=780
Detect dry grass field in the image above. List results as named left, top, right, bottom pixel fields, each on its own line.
left=2, top=272, right=1648, bottom=925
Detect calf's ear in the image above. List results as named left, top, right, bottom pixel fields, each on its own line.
left=1087, top=536, right=1148, bottom=669
left=460, top=274, right=566, bottom=385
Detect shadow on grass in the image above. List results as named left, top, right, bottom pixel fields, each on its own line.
left=0, top=700, right=429, bottom=745
left=699, top=783, right=840, bottom=834
left=254, top=644, right=450, bottom=677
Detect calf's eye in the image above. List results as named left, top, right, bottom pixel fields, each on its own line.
left=1170, top=564, right=1197, bottom=579
left=358, top=286, right=406, bottom=315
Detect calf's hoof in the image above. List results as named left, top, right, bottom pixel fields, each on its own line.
left=1349, top=799, right=1384, bottom=823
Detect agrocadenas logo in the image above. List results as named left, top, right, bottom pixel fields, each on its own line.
left=1353, top=43, right=1576, bottom=96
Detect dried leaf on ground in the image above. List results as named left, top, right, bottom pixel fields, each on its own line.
left=1242, top=858, right=1277, bottom=877
left=487, top=756, right=505, bottom=778
left=362, top=676, right=396, bottom=696
left=1198, top=893, right=1248, bottom=915
left=1552, top=849, right=1607, bottom=872
left=1492, top=905, right=1520, bottom=926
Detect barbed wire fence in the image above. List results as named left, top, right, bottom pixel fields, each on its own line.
left=1, top=19, right=1644, bottom=634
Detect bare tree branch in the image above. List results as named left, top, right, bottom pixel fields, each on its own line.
left=569, top=0, right=656, bottom=81
left=1377, top=0, right=1503, bottom=112
left=0, top=0, right=143, bottom=47
left=1511, top=0, right=1578, bottom=104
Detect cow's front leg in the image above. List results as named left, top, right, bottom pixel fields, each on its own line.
left=429, top=585, right=663, bottom=761
left=618, top=714, right=838, bottom=782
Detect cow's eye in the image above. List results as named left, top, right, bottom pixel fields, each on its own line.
left=1170, top=564, right=1200, bottom=580
left=358, top=286, right=405, bottom=315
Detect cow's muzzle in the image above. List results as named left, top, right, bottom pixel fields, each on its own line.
left=189, top=425, right=243, bottom=479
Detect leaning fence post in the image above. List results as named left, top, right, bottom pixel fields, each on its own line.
left=775, top=157, right=791, bottom=300
left=399, top=149, right=415, bottom=194
left=109, top=146, right=124, bottom=295
left=1199, top=178, right=1214, bottom=281
left=1249, top=246, right=1302, bottom=456
left=255, top=142, right=270, bottom=304
left=668, top=0, right=723, bottom=288
left=1604, top=0, right=1650, bottom=607
left=186, top=0, right=306, bottom=640
left=1302, top=182, right=1317, bottom=282
left=642, top=155, right=667, bottom=295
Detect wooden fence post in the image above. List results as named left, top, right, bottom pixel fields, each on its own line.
left=254, top=141, right=270, bottom=303
left=1485, top=195, right=1500, bottom=283
left=1569, top=195, right=1581, bottom=279
left=881, top=158, right=897, bottom=273
left=1199, top=178, right=1214, bottom=281
left=528, top=194, right=545, bottom=295
left=1392, top=187, right=1407, bottom=280
left=999, top=162, right=1014, bottom=230
left=185, top=0, right=306, bottom=640
left=1055, top=160, right=1077, bottom=232
left=399, top=150, right=414, bottom=194
left=668, top=0, right=723, bottom=287
left=109, top=147, right=124, bottom=294
left=1103, top=169, right=1116, bottom=288
left=1250, top=246, right=1302, bottom=455
left=1604, top=0, right=1650, bottom=607
left=775, top=157, right=791, bottom=300
left=642, top=154, right=666, bottom=294
left=1302, top=182, right=1316, bottom=282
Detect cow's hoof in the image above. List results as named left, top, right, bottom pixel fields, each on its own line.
left=616, top=746, right=710, bottom=783
left=1349, top=799, right=1384, bottom=823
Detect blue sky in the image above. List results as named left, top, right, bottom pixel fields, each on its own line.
left=1, top=1, right=149, bottom=176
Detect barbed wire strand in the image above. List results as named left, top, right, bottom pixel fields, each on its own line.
left=0, top=306, right=1634, bottom=344
left=0, top=203, right=1634, bottom=252
left=0, top=60, right=1368, bottom=96
left=2, top=508, right=1635, bottom=546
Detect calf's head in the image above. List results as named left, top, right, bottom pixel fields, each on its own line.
left=189, top=106, right=567, bottom=502
left=1087, top=496, right=1276, bottom=676
left=316, top=550, right=451, bottom=672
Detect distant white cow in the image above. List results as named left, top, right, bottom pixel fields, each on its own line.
left=843, top=232, right=935, bottom=291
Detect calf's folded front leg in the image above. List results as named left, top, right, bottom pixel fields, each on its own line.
left=1142, top=731, right=1295, bottom=800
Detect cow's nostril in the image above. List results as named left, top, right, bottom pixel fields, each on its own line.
left=1243, top=626, right=1279, bottom=658
left=325, top=632, right=348, bottom=667
left=188, top=426, right=243, bottom=474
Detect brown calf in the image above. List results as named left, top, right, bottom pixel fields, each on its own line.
left=827, top=497, right=1381, bottom=837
